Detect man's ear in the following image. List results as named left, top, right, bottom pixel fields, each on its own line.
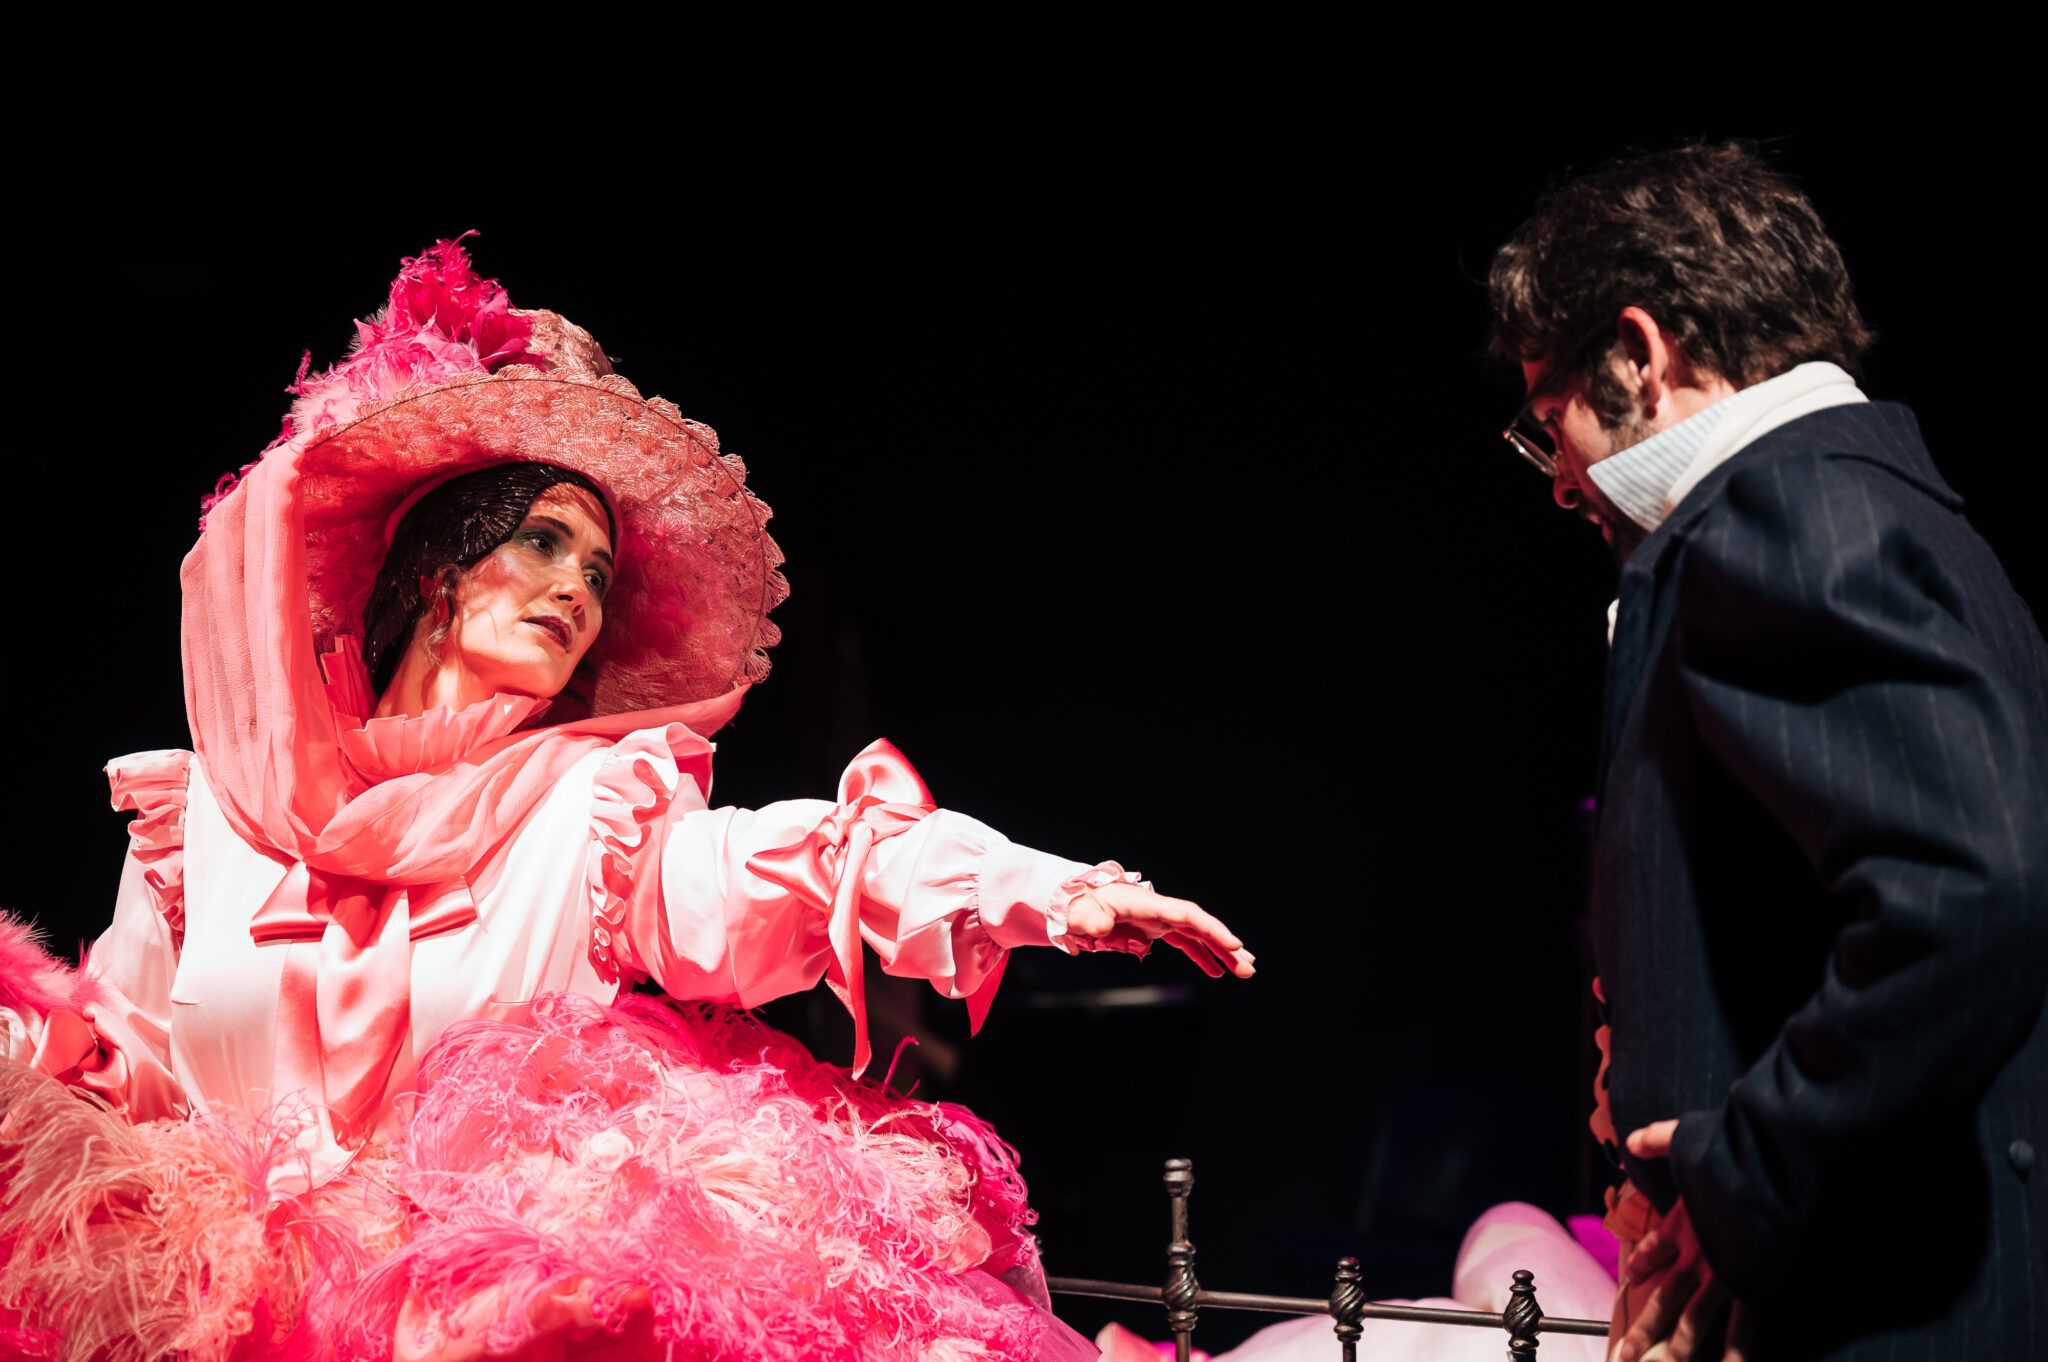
left=1614, top=306, right=1678, bottom=417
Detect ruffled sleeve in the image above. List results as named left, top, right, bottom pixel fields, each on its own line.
left=1045, top=860, right=1148, bottom=955
left=582, top=725, right=712, bottom=987
left=106, top=750, right=193, bottom=940
left=631, top=739, right=1112, bottom=1076
left=23, top=750, right=198, bottom=1120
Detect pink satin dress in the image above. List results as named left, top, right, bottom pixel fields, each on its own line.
left=5, top=673, right=1118, bottom=1361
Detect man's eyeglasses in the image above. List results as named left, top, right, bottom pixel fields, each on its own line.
left=1502, top=379, right=1562, bottom=478
left=1507, top=368, right=1564, bottom=481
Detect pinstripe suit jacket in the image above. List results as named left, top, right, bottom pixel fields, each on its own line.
left=1593, top=403, right=2048, bottom=1360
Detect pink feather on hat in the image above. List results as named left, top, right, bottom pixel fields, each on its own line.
left=292, top=232, right=542, bottom=431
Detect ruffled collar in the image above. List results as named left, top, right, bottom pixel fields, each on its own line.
left=319, top=637, right=551, bottom=782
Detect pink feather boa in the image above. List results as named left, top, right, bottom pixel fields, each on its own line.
left=1, top=992, right=1059, bottom=1362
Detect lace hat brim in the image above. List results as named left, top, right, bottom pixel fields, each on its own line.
left=296, top=365, right=786, bottom=719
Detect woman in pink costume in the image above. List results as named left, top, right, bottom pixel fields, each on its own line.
left=0, top=239, right=1253, bottom=1362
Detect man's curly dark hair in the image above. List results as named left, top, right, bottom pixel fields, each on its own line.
left=1489, top=142, right=1874, bottom=425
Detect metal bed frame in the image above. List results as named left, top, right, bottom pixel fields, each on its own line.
left=1045, top=1158, right=1610, bottom=1362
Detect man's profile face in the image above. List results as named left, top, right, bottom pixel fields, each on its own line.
left=1521, top=358, right=1653, bottom=557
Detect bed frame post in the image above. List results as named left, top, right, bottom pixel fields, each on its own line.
left=1163, top=1158, right=1199, bottom=1362
left=1329, top=1256, right=1365, bottom=1361
left=1505, top=1268, right=1544, bottom=1359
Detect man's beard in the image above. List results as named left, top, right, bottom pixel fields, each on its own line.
left=1596, top=413, right=1658, bottom=565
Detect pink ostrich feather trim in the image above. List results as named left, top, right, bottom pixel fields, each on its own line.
left=2, top=994, right=1052, bottom=1361
left=338, top=993, right=1045, bottom=1361
left=0, top=1057, right=403, bottom=1362
left=0, top=914, right=100, bottom=1019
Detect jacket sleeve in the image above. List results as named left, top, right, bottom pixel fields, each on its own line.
left=1665, top=452, right=2048, bottom=1300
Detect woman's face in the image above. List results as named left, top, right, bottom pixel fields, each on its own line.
left=441, top=483, right=614, bottom=701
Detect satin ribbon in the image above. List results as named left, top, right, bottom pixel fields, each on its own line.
left=747, top=739, right=935, bottom=1077
left=26, top=1007, right=133, bottom=1110
left=233, top=717, right=716, bottom=1158
left=251, top=866, right=477, bottom=1147
left=251, top=864, right=478, bottom=948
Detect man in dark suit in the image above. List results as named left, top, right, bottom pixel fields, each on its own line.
left=1490, top=144, right=2048, bottom=1360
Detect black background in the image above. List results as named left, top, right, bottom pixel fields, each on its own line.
left=7, top=26, right=2041, bottom=1351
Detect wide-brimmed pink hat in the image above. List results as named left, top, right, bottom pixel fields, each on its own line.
left=205, top=236, right=785, bottom=718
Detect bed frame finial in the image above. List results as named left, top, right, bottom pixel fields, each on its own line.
left=1506, top=1267, right=1545, bottom=1359
left=1163, top=1159, right=1199, bottom=1362
left=1330, top=1256, right=1365, bottom=1361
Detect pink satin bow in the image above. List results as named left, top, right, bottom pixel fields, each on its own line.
left=249, top=865, right=478, bottom=1149
left=747, top=739, right=935, bottom=1077
left=250, top=865, right=478, bottom=949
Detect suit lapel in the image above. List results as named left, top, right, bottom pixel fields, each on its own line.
left=1599, top=566, right=1656, bottom=795
left=1595, top=514, right=1691, bottom=810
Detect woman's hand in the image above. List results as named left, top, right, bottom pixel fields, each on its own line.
left=1065, top=881, right=1255, bottom=979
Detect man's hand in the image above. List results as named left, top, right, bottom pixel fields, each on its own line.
left=1625, top=1119, right=1681, bottom=1161
left=1065, top=881, right=1255, bottom=979
left=1616, top=1122, right=1754, bottom=1362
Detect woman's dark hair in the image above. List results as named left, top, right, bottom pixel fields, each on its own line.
left=361, top=461, right=615, bottom=697
left=1488, top=142, right=1874, bottom=424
